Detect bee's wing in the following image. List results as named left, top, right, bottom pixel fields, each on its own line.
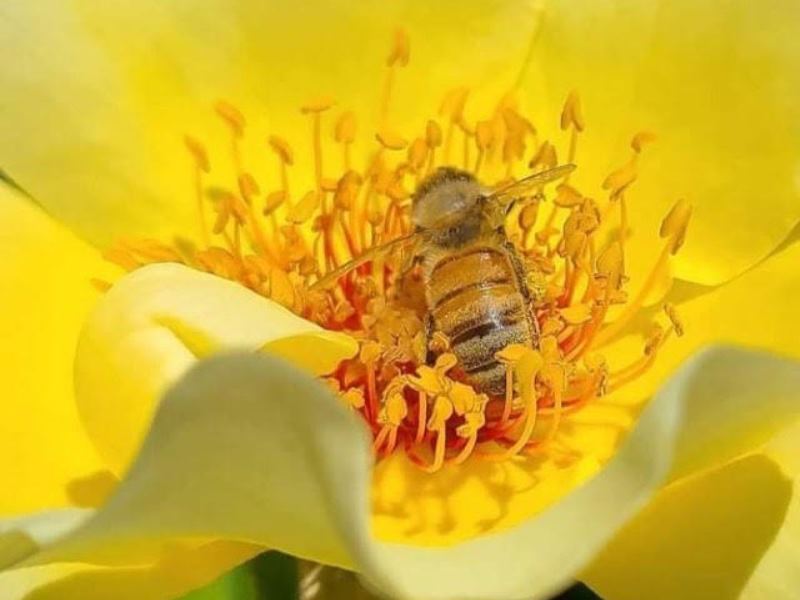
left=486, top=164, right=575, bottom=207
left=311, top=233, right=419, bottom=291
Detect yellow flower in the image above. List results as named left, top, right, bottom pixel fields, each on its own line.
left=1, top=2, right=799, bottom=600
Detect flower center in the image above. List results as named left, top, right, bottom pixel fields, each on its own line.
left=103, top=30, right=689, bottom=477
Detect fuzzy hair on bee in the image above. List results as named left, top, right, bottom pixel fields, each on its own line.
left=411, top=167, right=489, bottom=247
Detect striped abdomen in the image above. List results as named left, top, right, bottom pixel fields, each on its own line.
left=425, top=244, right=534, bottom=396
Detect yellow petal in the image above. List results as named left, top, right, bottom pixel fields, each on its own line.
left=0, top=1, right=540, bottom=247
left=580, top=239, right=800, bottom=599
left=76, top=262, right=357, bottom=475
left=584, top=411, right=800, bottom=600
left=0, top=183, right=113, bottom=515
left=0, top=540, right=257, bottom=600
left=528, top=0, right=800, bottom=285
left=739, top=421, right=800, bottom=599
left=584, top=453, right=793, bottom=600
left=4, top=347, right=797, bottom=600
left=608, top=238, right=800, bottom=415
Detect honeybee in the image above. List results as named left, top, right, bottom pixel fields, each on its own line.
left=314, top=164, right=574, bottom=396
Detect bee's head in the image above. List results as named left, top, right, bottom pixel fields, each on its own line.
left=412, top=167, right=486, bottom=235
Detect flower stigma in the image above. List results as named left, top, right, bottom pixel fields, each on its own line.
left=102, top=29, right=690, bottom=479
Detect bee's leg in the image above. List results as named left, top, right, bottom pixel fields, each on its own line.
left=502, top=239, right=541, bottom=343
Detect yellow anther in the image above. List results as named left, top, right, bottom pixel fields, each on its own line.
left=560, top=91, right=585, bottom=132
left=426, top=120, right=443, bottom=147
left=562, top=231, right=587, bottom=261
left=342, top=388, right=365, bottom=410
left=518, top=347, right=545, bottom=380
left=502, top=107, right=536, bottom=137
left=502, top=134, right=526, bottom=163
left=456, top=410, right=486, bottom=439
left=563, top=212, right=580, bottom=236
left=644, top=324, right=665, bottom=356
left=540, top=336, right=564, bottom=374
left=435, top=352, right=459, bottom=373
left=428, top=331, right=451, bottom=354
left=287, top=191, right=320, bottom=225
left=376, top=129, right=408, bottom=151
left=237, top=172, right=260, bottom=201
left=386, top=27, right=410, bottom=67
left=660, top=199, right=692, bottom=254
left=518, top=202, right=540, bottom=230
left=554, top=183, right=584, bottom=208
left=560, top=303, right=593, bottom=325
left=603, top=158, right=637, bottom=199
left=300, top=96, right=336, bottom=114
left=475, top=120, right=494, bottom=150
left=495, top=343, right=530, bottom=364
left=529, top=141, right=558, bottom=170
left=340, top=169, right=363, bottom=188
left=439, top=87, right=469, bottom=123
left=267, top=267, right=295, bottom=308
left=664, top=303, right=684, bottom=337
left=577, top=201, right=601, bottom=232
left=334, top=111, right=357, bottom=144
left=542, top=316, right=564, bottom=336
left=268, top=135, right=295, bottom=165
left=183, top=135, right=210, bottom=172
left=210, top=191, right=239, bottom=233
left=386, top=180, right=409, bottom=201
left=379, top=379, right=409, bottom=426
left=407, top=137, right=428, bottom=171
left=333, top=299, right=355, bottom=322
left=406, top=352, right=458, bottom=396
left=631, top=131, right=657, bottom=153
left=214, top=100, right=246, bottom=137
left=320, top=178, right=338, bottom=193
left=263, top=191, right=286, bottom=216
left=333, top=171, right=361, bottom=210
left=597, top=241, right=625, bottom=281
left=359, top=340, right=383, bottom=364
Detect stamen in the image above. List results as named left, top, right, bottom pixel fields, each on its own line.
left=381, top=28, right=410, bottom=127
left=560, top=90, right=584, bottom=173
left=593, top=199, right=692, bottom=347
left=439, top=87, right=469, bottom=165
left=496, top=347, right=543, bottom=458
left=183, top=136, right=211, bottom=246
left=113, top=32, right=688, bottom=474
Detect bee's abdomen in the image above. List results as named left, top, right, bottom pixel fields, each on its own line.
left=427, top=247, right=533, bottom=396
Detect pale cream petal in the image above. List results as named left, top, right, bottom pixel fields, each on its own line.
left=4, top=346, right=798, bottom=600
left=0, top=540, right=257, bottom=600
left=75, top=262, right=356, bottom=475
left=739, top=422, right=800, bottom=599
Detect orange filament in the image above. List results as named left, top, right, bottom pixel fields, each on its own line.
left=105, top=31, right=690, bottom=474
